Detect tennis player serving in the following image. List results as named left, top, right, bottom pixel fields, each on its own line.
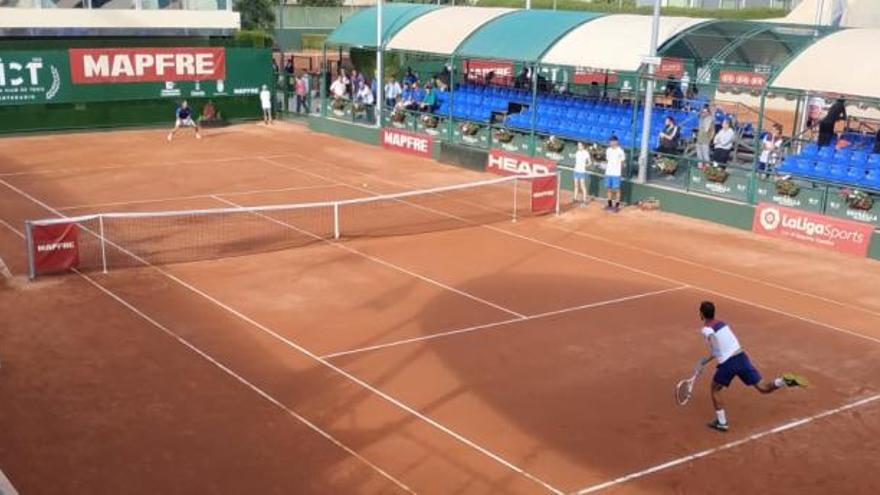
left=167, top=100, right=202, bottom=142
left=695, top=301, right=808, bottom=432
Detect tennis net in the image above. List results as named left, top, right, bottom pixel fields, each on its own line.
left=25, top=173, right=560, bottom=279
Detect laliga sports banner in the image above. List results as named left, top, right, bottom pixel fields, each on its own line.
left=381, top=128, right=433, bottom=158
left=30, top=222, right=80, bottom=276
left=752, top=203, right=874, bottom=257
left=0, top=47, right=269, bottom=106
left=486, top=149, right=557, bottom=176
left=462, top=59, right=514, bottom=85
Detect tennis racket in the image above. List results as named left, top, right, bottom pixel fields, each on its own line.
left=675, top=364, right=703, bottom=406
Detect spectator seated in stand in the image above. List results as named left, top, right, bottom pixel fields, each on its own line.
left=712, top=119, right=737, bottom=167
left=419, top=84, right=437, bottom=112
left=198, top=100, right=225, bottom=127
left=657, top=116, right=680, bottom=154
left=354, top=81, right=375, bottom=120
left=818, top=98, right=847, bottom=148
left=403, top=67, right=418, bottom=87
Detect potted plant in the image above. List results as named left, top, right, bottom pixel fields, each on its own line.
left=460, top=121, right=479, bottom=136
left=420, top=114, right=439, bottom=129
left=390, top=108, right=407, bottom=124
left=702, top=164, right=730, bottom=183
left=330, top=98, right=347, bottom=112
left=653, top=156, right=678, bottom=175
left=588, top=142, right=606, bottom=165
left=494, top=127, right=514, bottom=143
left=840, top=188, right=875, bottom=211
left=545, top=135, right=565, bottom=153
left=775, top=177, right=800, bottom=197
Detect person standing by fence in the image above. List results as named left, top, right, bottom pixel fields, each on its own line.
left=295, top=73, right=308, bottom=114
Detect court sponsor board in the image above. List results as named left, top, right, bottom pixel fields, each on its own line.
left=462, top=59, right=513, bottom=85
left=30, top=222, right=80, bottom=275
left=0, top=48, right=268, bottom=106
left=486, top=149, right=557, bottom=177
left=530, top=175, right=558, bottom=215
left=381, top=128, right=433, bottom=158
left=752, top=203, right=874, bottom=256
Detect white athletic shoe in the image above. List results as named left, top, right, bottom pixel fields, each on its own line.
left=166, top=134, right=172, bottom=142
left=196, top=134, right=202, bottom=140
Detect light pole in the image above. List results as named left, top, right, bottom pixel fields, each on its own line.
left=376, top=0, right=383, bottom=127
left=636, top=0, right=662, bottom=183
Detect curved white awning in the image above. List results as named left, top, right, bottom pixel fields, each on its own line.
left=385, top=7, right=514, bottom=56
left=772, top=28, right=880, bottom=99
left=541, top=14, right=706, bottom=72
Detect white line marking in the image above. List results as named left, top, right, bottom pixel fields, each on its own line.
left=1, top=179, right=561, bottom=493
left=0, top=209, right=414, bottom=494
left=258, top=155, right=880, bottom=348
left=210, top=195, right=526, bottom=320
left=572, top=393, right=880, bottom=494
left=0, top=469, right=19, bottom=495
left=322, top=286, right=689, bottom=359
left=57, top=184, right=341, bottom=211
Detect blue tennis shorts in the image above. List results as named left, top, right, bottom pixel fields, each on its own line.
left=713, top=352, right=762, bottom=387
left=604, top=175, right=621, bottom=190
left=574, top=171, right=587, bottom=180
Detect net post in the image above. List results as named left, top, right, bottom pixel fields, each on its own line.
left=512, top=177, right=518, bottom=223
left=25, top=220, right=35, bottom=280
left=98, top=215, right=108, bottom=274
left=555, top=170, right=562, bottom=216
left=333, top=203, right=340, bottom=240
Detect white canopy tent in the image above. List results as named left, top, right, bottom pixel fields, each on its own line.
left=540, top=14, right=705, bottom=72
left=780, top=0, right=880, bottom=28
left=771, top=28, right=880, bottom=99
left=385, top=7, right=514, bottom=55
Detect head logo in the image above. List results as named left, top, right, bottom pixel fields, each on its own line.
left=759, top=207, right=781, bottom=231
left=486, top=149, right=557, bottom=177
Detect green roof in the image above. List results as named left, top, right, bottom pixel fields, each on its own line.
left=326, top=4, right=440, bottom=48
left=659, top=20, right=832, bottom=76
left=455, top=10, right=602, bottom=63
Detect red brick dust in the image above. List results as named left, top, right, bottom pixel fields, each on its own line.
left=1, top=121, right=879, bottom=495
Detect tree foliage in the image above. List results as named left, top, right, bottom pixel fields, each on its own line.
left=235, top=0, right=277, bottom=32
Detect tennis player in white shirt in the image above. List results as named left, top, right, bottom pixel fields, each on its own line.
left=696, top=301, right=808, bottom=432
left=573, top=142, right=592, bottom=206
left=603, top=136, right=625, bottom=212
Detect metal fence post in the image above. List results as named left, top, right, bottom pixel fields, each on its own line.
left=333, top=203, right=340, bottom=239
left=25, top=220, right=36, bottom=280
left=99, top=216, right=108, bottom=274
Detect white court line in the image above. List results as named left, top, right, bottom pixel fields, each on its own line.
left=209, top=195, right=559, bottom=492
left=0, top=179, right=562, bottom=494
left=0, top=469, right=19, bottom=495
left=57, top=184, right=341, bottom=211
left=209, top=195, right=525, bottom=319
left=572, top=393, right=880, bottom=494
left=258, top=155, right=880, bottom=349
left=0, top=152, right=304, bottom=178
left=0, top=205, right=414, bottom=494
left=322, top=286, right=690, bottom=360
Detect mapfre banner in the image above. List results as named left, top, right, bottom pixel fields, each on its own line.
left=69, top=47, right=226, bottom=84
left=752, top=203, right=874, bottom=257
left=462, top=59, right=513, bottom=85
left=381, top=128, right=433, bottom=158
left=530, top=175, right=558, bottom=215
left=31, top=222, right=80, bottom=275
left=486, top=149, right=557, bottom=176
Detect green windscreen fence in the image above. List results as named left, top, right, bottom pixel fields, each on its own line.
left=0, top=46, right=271, bottom=133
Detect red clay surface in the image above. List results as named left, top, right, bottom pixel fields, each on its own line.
left=2, top=122, right=880, bottom=495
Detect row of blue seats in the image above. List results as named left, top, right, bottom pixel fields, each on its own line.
left=798, top=144, right=880, bottom=166
left=777, top=158, right=880, bottom=189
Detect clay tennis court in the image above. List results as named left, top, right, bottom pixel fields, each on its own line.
left=2, top=122, right=880, bottom=494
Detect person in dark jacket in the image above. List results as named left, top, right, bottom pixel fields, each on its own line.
left=818, top=98, right=847, bottom=147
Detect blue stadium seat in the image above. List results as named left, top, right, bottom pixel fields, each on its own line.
left=817, top=146, right=835, bottom=160
left=847, top=167, right=866, bottom=184
left=795, top=158, right=814, bottom=174
left=800, top=144, right=818, bottom=157
left=850, top=150, right=868, bottom=165
left=864, top=169, right=880, bottom=189
left=828, top=163, right=848, bottom=180
left=868, top=154, right=880, bottom=168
